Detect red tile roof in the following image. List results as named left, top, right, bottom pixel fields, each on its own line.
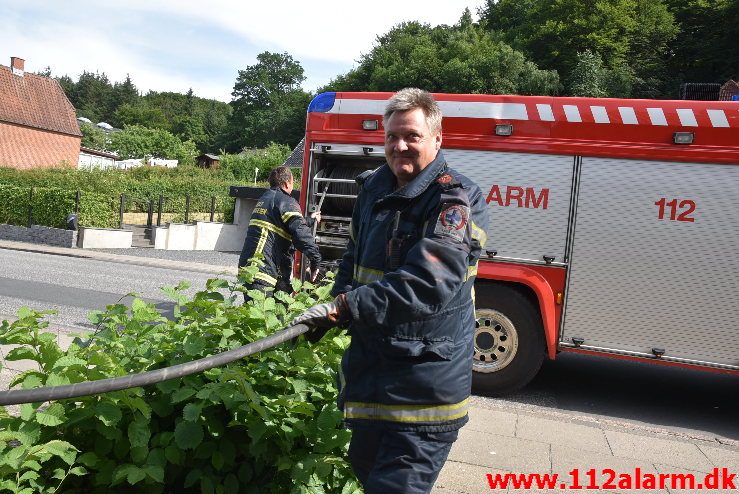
left=0, top=63, right=81, bottom=137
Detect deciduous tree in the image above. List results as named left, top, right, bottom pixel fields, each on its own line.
left=325, top=18, right=560, bottom=95
left=228, top=52, right=311, bottom=151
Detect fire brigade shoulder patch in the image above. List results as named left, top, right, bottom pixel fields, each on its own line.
left=436, top=174, right=453, bottom=184
left=434, top=204, right=470, bottom=242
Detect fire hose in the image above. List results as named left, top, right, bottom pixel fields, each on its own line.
left=0, top=323, right=311, bottom=406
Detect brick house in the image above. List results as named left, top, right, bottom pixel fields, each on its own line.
left=0, top=56, right=82, bottom=169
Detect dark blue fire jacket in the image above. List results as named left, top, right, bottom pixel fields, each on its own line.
left=331, top=151, right=488, bottom=432
left=238, top=186, right=321, bottom=287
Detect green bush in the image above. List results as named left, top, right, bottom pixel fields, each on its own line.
left=0, top=273, right=360, bottom=493
left=0, top=185, right=118, bottom=229
left=219, top=143, right=292, bottom=183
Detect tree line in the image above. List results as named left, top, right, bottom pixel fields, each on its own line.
left=56, top=0, right=736, bottom=160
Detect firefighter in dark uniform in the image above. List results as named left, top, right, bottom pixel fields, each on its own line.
left=238, top=166, right=321, bottom=298
left=292, top=89, right=489, bottom=493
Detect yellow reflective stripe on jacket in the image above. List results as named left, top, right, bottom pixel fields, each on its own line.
left=471, top=221, right=487, bottom=248
left=281, top=211, right=302, bottom=223
left=344, top=398, right=469, bottom=423
left=250, top=219, right=292, bottom=241
left=253, top=272, right=277, bottom=286
left=465, top=262, right=478, bottom=281
left=353, top=265, right=384, bottom=284
left=255, top=227, right=269, bottom=255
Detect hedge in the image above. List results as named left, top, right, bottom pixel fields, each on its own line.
left=0, top=185, right=118, bottom=229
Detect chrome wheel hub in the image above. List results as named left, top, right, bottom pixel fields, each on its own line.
left=473, top=309, right=518, bottom=372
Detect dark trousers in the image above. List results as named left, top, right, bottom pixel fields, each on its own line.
left=348, top=426, right=458, bottom=494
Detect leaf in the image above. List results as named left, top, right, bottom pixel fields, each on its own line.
left=165, top=445, right=181, bottom=465
left=21, top=460, right=42, bottom=472
left=145, top=464, right=165, bottom=483
left=172, top=386, right=197, bottom=403
left=16, top=306, right=33, bottom=319
left=183, top=402, right=203, bottom=421
left=341, top=479, right=363, bottom=494
left=175, top=421, right=204, bottom=450
left=183, top=335, right=206, bottom=356
left=127, top=397, right=152, bottom=420
left=45, top=372, right=71, bottom=387
left=35, top=403, right=66, bottom=427
left=184, top=468, right=202, bottom=488
left=317, top=407, right=341, bottom=431
left=41, top=440, right=78, bottom=465
left=51, top=355, right=87, bottom=369
left=224, top=474, right=239, bottom=494
left=87, top=310, right=104, bottom=324
left=128, top=417, right=151, bottom=448
left=70, top=466, right=88, bottom=476
left=201, top=476, right=215, bottom=494
left=77, top=452, right=99, bottom=468
left=211, top=450, right=224, bottom=470
left=131, top=298, right=148, bottom=312
left=112, top=464, right=146, bottom=485
left=206, top=278, right=230, bottom=290
left=18, top=470, right=40, bottom=483
left=96, top=401, right=122, bottom=426
left=4, top=347, right=40, bottom=362
left=13, top=372, right=42, bottom=389
left=20, top=403, right=35, bottom=421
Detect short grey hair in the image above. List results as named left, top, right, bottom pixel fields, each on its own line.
left=383, top=88, right=442, bottom=134
left=269, top=166, right=293, bottom=187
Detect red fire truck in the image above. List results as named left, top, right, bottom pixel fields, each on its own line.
left=298, top=91, right=739, bottom=395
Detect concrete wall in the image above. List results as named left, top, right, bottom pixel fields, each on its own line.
left=152, top=196, right=256, bottom=251
left=153, top=221, right=245, bottom=251
left=77, top=227, right=132, bottom=248
left=0, top=122, right=80, bottom=169
left=0, top=224, right=77, bottom=247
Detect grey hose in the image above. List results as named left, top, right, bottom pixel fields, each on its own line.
left=0, top=324, right=311, bottom=406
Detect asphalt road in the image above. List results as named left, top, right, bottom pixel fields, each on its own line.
left=1, top=247, right=737, bottom=445
left=0, top=248, right=235, bottom=330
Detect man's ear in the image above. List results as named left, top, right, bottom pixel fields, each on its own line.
left=435, top=132, right=443, bottom=151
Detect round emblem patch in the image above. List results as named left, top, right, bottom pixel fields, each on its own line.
left=434, top=204, right=470, bottom=241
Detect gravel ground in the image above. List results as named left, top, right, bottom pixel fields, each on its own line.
left=89, top=248, right=241, bottom=266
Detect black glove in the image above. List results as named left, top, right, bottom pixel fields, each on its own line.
left=290, top=294, right=349, bottom=343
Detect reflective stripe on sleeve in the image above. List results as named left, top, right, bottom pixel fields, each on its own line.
left=471, top=221, right=487, bottom=248
left=281, top=211, right=302, bottom=223
left=353, top=265, right=385, bottom=285
left=250, top=219, right=292, bottom=241
left=344, top=398, right=469, bottom=423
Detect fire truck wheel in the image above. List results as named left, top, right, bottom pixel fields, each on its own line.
left=472, top=284, right=545, bottom=396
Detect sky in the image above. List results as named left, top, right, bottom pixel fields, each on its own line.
left=0, top=0, right=485, bottom=103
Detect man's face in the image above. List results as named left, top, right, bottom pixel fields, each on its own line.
left=384, top=108, right=442, bottom=187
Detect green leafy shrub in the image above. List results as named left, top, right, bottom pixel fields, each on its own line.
left=0, top=185, right=118, bottom=229
left=219, top=143, right=292, bottom=183
left=0, top=273, right=360, bottom=493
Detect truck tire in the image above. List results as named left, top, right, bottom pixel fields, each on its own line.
left=472, top=283, right=545, bottom=396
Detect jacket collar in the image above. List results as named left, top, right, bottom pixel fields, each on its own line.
left=272, top=186, right=291, bottom=196
left=369, top=151, right=448, bottom=201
